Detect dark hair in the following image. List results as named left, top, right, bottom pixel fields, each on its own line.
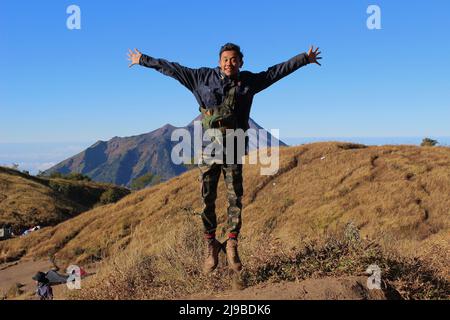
left=219, top=43, right=244, bottom=60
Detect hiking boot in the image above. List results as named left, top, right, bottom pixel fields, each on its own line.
left=226, top=239, right=242, bottom=272
left=203, top=239, right=222, bottom=274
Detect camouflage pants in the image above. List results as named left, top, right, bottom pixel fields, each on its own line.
left=198, top=162, right=243, bottom=236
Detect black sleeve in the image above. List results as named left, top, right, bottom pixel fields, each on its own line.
left=251, top=53, right=310, bottom=94
left=139, top=54, right=201, bottom=92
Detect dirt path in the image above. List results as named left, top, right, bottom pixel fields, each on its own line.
left=0, top=259, right=54, bottom=299
left=1, top=259, right=397, bottom=300
left=186, top=276, right=396, bottom=300
left=0, top=258, right=98, bottom=300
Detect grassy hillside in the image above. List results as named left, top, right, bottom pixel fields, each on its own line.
left=1, top=143, right=448, bottom=299
left=0, top=166, right=130, bottom=234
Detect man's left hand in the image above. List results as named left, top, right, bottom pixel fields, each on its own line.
left=307, top=46, right=322, bottom=66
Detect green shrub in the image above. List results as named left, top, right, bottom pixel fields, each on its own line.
left=49, top=172, right=91, bottom=181
left=130, top=172, right=161, bottom=190
left=421, top=138, right=438, bottom=147
left=100, top=188, right=127, bottom=204
left=49, top=172, right=63, bottom=179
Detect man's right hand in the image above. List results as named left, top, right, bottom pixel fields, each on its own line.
left=127, top=48, right=142, bottom=68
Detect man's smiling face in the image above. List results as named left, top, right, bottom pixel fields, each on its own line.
left=219, top=50, right=243, bottom=78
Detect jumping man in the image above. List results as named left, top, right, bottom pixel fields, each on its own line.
left=128, top=43, right=322, bottom=274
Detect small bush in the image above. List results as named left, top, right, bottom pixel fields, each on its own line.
left=6, top=283, right=24, bottom=299
left=99, top=188, right=127, bottom=205
left=130, top=173, right=161, bottom=190
left=49, top=172, right=63, bottom=179
left=50, top=172, right=92, bottom=181
left=66, top=173, right=92, bottom=181
left=421, top=138, right=438, bottom=147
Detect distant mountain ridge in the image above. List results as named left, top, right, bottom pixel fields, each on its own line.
left=44, top=118, right=286, bottom=187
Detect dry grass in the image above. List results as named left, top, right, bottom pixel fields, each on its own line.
left=68, top=214, right=233, bottom=299
left=240, top=224, right=448, bottom=299
left=1, top=142, right=449, bottom=299
left=1, top=282, right=25, bottom=299
left=70, top=221, right=448, bottom=300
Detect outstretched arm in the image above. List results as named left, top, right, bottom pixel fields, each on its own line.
left=252, top=46, right=322, bottom=94
left=127, top=48, right=200, bottom=92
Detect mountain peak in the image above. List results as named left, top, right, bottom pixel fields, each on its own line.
left=44, top=117, right=286, bottom=187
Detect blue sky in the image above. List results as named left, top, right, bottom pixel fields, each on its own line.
left=1, top=0, right=449, bottom=147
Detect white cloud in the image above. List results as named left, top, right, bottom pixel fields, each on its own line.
left=0, top=142, right=93, bottom=175
left=37, top=162, right=56, bottom=171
